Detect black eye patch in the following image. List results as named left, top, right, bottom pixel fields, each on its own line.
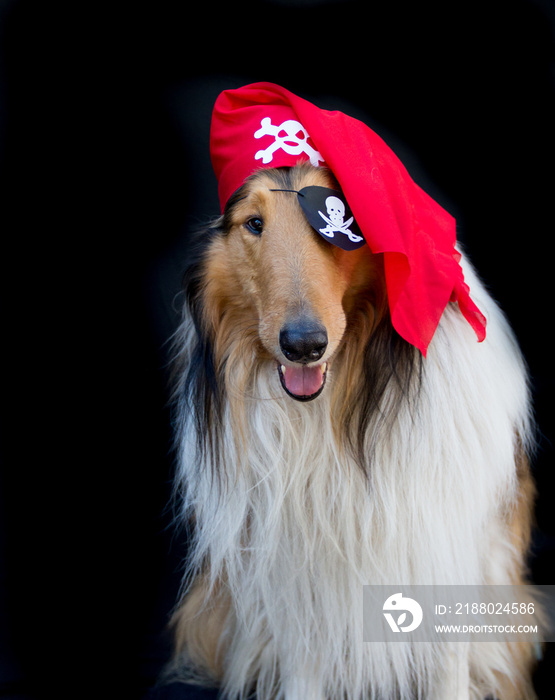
left=269, top=186, right=366, bottom=251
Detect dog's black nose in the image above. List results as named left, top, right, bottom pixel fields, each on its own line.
left=279, top=319, right=328, bottom=364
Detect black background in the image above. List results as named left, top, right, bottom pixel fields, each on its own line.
left=0, top=0, right=554, bottom=698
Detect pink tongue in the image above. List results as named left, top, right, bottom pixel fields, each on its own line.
left=283, top=365, right=324, bottom=397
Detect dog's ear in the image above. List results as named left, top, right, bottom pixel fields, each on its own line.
left=170, top=225, right=226, bottom=474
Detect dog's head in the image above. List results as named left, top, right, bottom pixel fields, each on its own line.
left=198, top=164, right=386, bottom=402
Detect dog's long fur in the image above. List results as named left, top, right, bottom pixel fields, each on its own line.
left=168, top=164, right=540, bottom=699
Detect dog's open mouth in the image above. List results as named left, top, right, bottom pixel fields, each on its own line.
left=277, top=362, right=328, bottom=401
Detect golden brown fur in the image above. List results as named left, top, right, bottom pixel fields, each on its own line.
left=203, top=165, right=383, bottom=372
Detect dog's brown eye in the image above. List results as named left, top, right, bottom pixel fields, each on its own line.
left=245, top=217, right=263, bottom=236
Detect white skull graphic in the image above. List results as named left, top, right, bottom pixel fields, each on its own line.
left=318, top=194, right=363, bottom=244
left=325, top=196, right=346, bottom=226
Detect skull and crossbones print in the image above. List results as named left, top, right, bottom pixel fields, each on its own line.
left=318, top=196, right=363, bottom=243
left=254, top=117, right=324, bottom=167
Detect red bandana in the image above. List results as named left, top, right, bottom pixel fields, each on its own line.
left=209, top=82, right=486, bottom=356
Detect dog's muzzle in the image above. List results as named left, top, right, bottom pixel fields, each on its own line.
left=277, top=318, right=328, bottom=401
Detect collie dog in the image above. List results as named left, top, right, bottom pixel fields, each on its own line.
left=169, top=163, right=539, bottom=699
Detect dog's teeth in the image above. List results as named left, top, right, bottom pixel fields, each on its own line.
left=281, top=365, right=286, bottom=374
left=321, top=363, right=327, bottom=373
